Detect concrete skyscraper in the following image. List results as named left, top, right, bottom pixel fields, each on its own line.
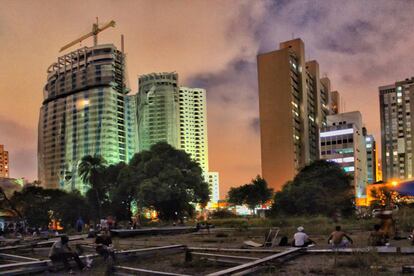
left=319, top=111, right=367, bottom=202
left=380, top=78, right=414, bottom=181
left=257, top=38, right=332, bottom=191
left=137, top=73, right=220, bottom=202
left=0, top=145, right=9, bottom=178
left=38, top=44, right=134, bottom=192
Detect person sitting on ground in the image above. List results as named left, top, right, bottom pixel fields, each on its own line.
left=328, top=225, right=353, bottom=248
left=409, top=229, right=414, bottom=245
left=95, top=228, right=116, bottom=261
left=368, top=224, right=387, bottom=246
left=49, top=235, right=86, bottom=273
left=293, top=226, right=314, bottom=247
left=95, top=228, right=116, bottom=275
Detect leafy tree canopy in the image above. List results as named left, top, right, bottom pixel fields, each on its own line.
left=272, top=160, right=354, bottom=216
left=228, top=175, right=273, bottom=211
left=130, top=142, right=210, bottom=221
left=8, top=186, right=90, bottom=228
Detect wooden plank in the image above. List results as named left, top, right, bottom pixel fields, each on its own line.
left=189, top=247, right=283, bottom=254
left=191, top=252, right=259, bottom=264
left=307, top=247, right=397, bottom=254
left=115, top=265, right=191, bottom=276
left=206, top=247, right=303, bottom=276
left=111, top=227, right=196, bottom=238
left=0, top=253, right=40, bottom=262
left=0, top=234, right=86, bottom=252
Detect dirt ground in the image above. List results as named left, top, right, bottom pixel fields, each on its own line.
left=5, top=227, right=414, bottom=275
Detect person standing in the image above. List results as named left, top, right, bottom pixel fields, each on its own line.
left=75, top=217, right=84, bottom=233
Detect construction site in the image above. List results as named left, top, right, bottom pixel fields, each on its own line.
left=1, top=223, right=414, bottom=275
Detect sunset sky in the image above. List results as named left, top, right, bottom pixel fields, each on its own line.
left=1, top=0, right=414, bottom=198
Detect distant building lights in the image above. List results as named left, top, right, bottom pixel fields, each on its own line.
left=344, top=166, right=355, bottom=172
left=320, top=128, right=353, bottom=138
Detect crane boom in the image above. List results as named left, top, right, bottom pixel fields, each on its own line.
left=59, top=19, right=116, bottom=52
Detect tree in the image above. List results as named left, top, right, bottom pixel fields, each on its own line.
left=104, top=163, right=137, bottom=221
left=0, top=187, right=23, bottom=219
left=130, top=142, right=210, bottom=221
left=78, top=155, right=107, bottom=220
left=228, top=175, right=273, bottom=212
left=51, top=191, right=90, bottom=228
left=272, top=160, right=354, bottom=216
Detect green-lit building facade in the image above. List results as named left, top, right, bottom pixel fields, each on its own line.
left=38, top=44, right=136, bottom=193
left=136, top=72, right=180, bottom=151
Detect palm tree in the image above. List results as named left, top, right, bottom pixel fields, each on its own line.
left=78, top=155, right=106, bottom=220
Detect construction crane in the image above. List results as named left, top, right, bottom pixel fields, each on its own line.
left=59, top=18, right=116, bottom=52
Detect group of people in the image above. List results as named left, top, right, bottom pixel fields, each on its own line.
left=48, top=228, right=115, bottom=274
left=291, top=224, right=393, bottom=248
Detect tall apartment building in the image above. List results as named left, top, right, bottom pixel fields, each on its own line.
left=257, top=38, right=332, bottom=191
left=0, top=145, right=9, bottom=178
left=137, top=73, right=180, bottom=151
left=178, top=87, right=209, bottom=172
left=178, top=87, right=219, bottom=202
left=380, top=78, right=414, bottom=181
left=319, top=111, right=367, bottom=201
left=364, top=133, right=377, bottom=183
left=136, top=74, right=220, bottom=202
left=38, top=44, right=134, bottom=192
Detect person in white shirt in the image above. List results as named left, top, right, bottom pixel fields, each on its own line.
left=293, top=226, right=314, bottom=247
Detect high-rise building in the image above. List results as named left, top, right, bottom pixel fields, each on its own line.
left=257, top=38, right=332, bottom=191
left=178, top=87, right=219, bottom=203
left=330, top=91, right=341, bottom=114
left=137, top=73, right=180, bottom=152
left=136, top=73, right=220, bottom=202
left=380, top=78, right=414, bottom=181
left=38, top=44, right=133, bottom=192
left=178, top=87, right=209, bottom=171
left=364, top=132, right=377, bottom=184
left=0, top=145, right=9, bottom=178
left=319, top=111, right=367, bottom=201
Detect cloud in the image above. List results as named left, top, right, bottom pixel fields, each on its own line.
left=0, top=118, right=37, bottom=180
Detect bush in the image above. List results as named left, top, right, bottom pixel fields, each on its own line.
left=210, top=209, right=237, bottom=219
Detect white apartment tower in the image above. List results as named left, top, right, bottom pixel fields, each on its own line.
left=137, top=73, right=220, bottom=203
left=178, top=87, right=219, bottom=203
left=320, top=111, right=367, bottom=201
